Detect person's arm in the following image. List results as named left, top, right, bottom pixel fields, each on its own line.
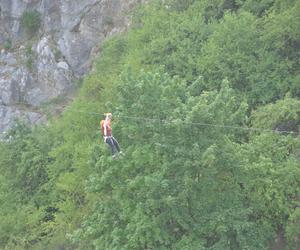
left=107, top=120, right=112, bottom=136
left=104, top=113, right=112, bottom=137
left=104, top=121, right=108, bottom=137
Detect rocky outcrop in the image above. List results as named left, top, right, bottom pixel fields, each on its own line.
left=0, top=105, right=45, bottom=134
left=0, top=0, right=144, bottom=133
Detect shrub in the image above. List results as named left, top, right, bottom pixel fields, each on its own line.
left=20, top=10, right=41, bottom=37
left=3, top=39, right=12, bottom=50
left=25, top=46, right=35, bottom=71
left=53, top=47, right=63, bottom=61
left=103, top=16, right=114, bottom=26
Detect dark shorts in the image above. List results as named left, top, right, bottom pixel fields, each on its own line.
left=105, top=136, right=120, bottom=155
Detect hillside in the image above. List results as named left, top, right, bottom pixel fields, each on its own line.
left=0, top=0, right=299, bottom=249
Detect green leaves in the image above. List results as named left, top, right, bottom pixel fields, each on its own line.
left=1, top=0, right=300, bottom=249
left=251, top=96, right=300, bottom=133
left=76, top=70, right=258, bottom=249
left=20, top=10, right=41, bottom=37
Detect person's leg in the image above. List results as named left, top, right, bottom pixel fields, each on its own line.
left=106, top=137, right=117, bottom=155
left=111, top=136, right=121, bottom=153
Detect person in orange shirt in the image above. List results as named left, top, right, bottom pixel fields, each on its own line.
left=100, top=113, right=121, bottom=158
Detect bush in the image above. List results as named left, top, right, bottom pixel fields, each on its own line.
left=166, top=0, right=196, bottom=11
left=3, top=39, right=12, bottom=50
left=20, top=10, right=41, bottom=37
left=103, top=16, right=114, bottom=26
left=53, top=47, right=63, bottom=61
left=25, top=46, right=35, bottom=71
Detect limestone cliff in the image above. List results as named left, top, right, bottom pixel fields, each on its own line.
left=0, top=0, right=143, bottom=133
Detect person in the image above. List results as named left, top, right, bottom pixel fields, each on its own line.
left=100, top=113, right=122, bottom=158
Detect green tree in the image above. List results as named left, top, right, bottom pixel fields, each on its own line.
left=73, top=71, right=279, bottom=250
left=1, top=0, right=300, bottom=249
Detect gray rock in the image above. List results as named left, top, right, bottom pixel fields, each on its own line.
left=0, top=0, right=145, bottom=133
left=0, top=52, right=17, bottom=65
left=0, top=104, right=45, bottom=133
left=24, top=36, right=74, bottom=106
left=57, top=61, right=69, bottom=71
left=0, top=51, right=30, bottom=105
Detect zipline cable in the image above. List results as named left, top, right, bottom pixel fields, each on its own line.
left=0, top=105, right=298, bottom=136
left=63, top=108, right=300, bottom=136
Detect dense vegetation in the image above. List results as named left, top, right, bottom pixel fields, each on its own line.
left=0, top=0, right=299, bottom=249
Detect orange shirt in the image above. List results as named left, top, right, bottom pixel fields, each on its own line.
left=100, top=119, right=112, bottom=136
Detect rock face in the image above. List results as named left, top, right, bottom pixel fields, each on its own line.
left=0, top=0, right=144, bottom=133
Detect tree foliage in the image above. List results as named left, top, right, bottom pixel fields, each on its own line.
left=0, top=0, right=299, bottom=249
